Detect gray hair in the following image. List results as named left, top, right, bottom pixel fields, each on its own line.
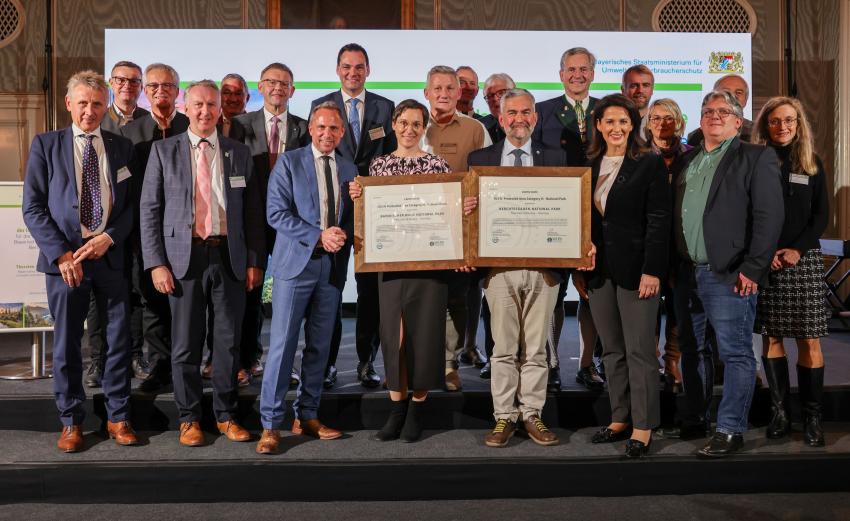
left=426, top=65, right=458, bottom=85
left=456, top=65, right=477, bottom=78
left=484, top=73, right=515, bottom=90
left=701, top=89, right=743, bottom=119
left=144, top=63, right=180, bottom=87
left=309, top=100, right=345, bottom=125
left=221, top=73, right=248, bottom=93
left=560, top=47, right=596, bottom=70
left=500, top=88, right=536, bottom=113
left=66, top=70, right=109, bottom=97
left=184, top=79, right=219, bottom=102
left=714, top=73, right=749, bottom=99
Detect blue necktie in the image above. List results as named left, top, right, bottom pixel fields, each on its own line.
left=80, top=134, right=102, bottom=230
left=349, top=98, right=361, bottom=148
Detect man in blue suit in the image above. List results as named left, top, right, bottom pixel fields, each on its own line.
left=140, top=80, right=266, bottom=447
left=256, top=102, right=356, bottom=455
left=23, top=70, right=138, bottom=452
left=310, top=43, right=395, bottom=389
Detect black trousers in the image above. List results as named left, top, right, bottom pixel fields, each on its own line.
left=169, top=241, right=245, bottom=423
left=205, top=284, right=264, bottom=369
left=326, top=271, right=379, bottom=368
left=132, top=247, right=171, bottom=373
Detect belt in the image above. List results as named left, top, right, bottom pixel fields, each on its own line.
left=192, top=235, right=226, bottom=248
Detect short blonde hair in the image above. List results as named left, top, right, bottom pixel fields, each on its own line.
left=644, top=98, right=686, bottom=143
left=66, top=70, right=109, bottom=97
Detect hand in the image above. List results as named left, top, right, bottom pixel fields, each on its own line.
left=734, top=272, right=758, bottom=296
left=778, top=248, right=801, bottom=268
left=320, top=226, right=347, bottom=253
left=455, top=265, right=477, bottom=273
left=72, top=234, right=113, bottom=264
left=463, top=196, right=478, bottom=215
left=246, top=267, right=263, bottom=291
left=577, top=243, right=597, bottom=271
left=572, top=272, right=588, bottom=299
left=771, top=252, right=783, bottom=271
left=57, top=251, right=83, bottom=288
left=151, top=265, right=175, bottom=294
left=349, top=181, right=362, bottom=200
left=638, top=274, right=661, bottom=299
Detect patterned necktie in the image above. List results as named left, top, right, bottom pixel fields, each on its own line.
left=268, top=115, right=280, bottom=168
left=194, top=140, right=213, bottom=239
left=574, top=99, right=586, bottom=141
left=349, top=98, right=361, bottom=148
left=80, top=134, right=102, bottom=230
left=321, top=156, right=336, bottom=228
left=510, top=149, right=524, bottom=166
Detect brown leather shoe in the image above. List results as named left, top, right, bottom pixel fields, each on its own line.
left=444, top=369, right=462, bottom=391
left=523, top=415, right=559, bottom=446
left=57, top=425, right=84, bottom=453
left=107, top=421, right=140, bottom=446
left=292, top=418, right=343, bottom=440
left=201, top=361, right=213, bottom=379
left=179, top=421, right=206, bottom=447
left=237, top=368, right=251, bottom=387
left=217, top=420, right=252, bottom=442
left=485, top=419, right=516, bottom=448
left=256, top=429, right=281, bottom=455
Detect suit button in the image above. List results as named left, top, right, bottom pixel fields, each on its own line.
left=72, top=205, right=78, bottom=209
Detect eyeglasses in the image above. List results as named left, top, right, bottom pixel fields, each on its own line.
left=112, top=76, right=142, bottom=87
left=649, top=115, right=676, bottom=125
left=261, top=79, right=292, bottom=89
left=484, top=89, right=508, bottom=102
left=701, top=108, right=737, bottom=120
left=768, top=117, right=798, bottom=128
left=145, top=82, right=178, bottom=91
left=395, top=120, right=424, bottom=131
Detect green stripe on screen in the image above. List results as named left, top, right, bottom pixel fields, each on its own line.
left=183, top=81, right=702, bottom=91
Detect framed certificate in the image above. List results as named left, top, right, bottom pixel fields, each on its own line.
left=465, top=166, right=592, bottom=269
left=354, top=173, right=468, bottom=272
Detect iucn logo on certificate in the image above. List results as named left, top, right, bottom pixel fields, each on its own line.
left=708, top=52, right=744, bottom=73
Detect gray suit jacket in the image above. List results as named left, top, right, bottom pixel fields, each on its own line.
left=139, top=132, right=266, bottom=280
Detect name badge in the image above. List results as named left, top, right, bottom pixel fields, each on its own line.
left=440, top=143, right=458, bottom=155
left=230, top=176, right=246, bottom=188
left=790, top=173, right=809, bottom=185
left=117, top=167, right=132, bottom=183
left=368, top=127, right=386, bottom=141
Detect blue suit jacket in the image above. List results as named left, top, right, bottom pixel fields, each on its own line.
left=139, top=132, right=266, bottom=280
left=266, top=145, right=355, bottom=288
left=23, top=127, right=134, bottom=274
left=532, top=95, right=598, bottom=167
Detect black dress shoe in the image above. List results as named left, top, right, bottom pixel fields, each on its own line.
left=132, top=356, right=153, bottom=381
left=289, top=370, right=300, bottom=389
left=85, top=360, right=103, bottom=388
left=357, top=362, right=381, bottom=388
left=697, top=432, right=744, bottom=458
left=458, top=346, right=487, bottom=368
left=138, top=369, right=170, bottom=393
left=547, top=367, right=562, bottom=391
left=657, top=420, right=711, bottom=440
left=479, top=361, right=491, bottom=379
left=625, top=438, right=651, bottom=459
left=575, top=365, right=604, bottom=391
left=591, top=426, right=631, bottom=444
left=323, top=365, right=337, bottom=389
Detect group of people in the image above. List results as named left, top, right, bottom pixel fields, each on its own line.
left=22, top=42, right=829, bottom=459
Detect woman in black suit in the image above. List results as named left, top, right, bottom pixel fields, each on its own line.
left=573, top=94, right=671, bottom=458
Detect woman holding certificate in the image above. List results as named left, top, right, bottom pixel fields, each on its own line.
left=575, top=93, right=671, bottom=458
left=349, top=99, right=451, bottom=442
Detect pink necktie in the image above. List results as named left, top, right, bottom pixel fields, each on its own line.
left=268, top=115, right=280, bottom=168
left=194, top=140, right=213, bottom=239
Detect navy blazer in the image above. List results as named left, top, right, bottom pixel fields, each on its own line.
left=675, top=137, right=784, bottom=287
left=532, top=95, right=598, bottom=167
left=588, top=153, right=671, bottom=291
left=23, top=127, right=134, bottom=274
left=139, top=132, right=266, bottom=280
left=310, top=90, right=396, bottom=177
left=230, top=109, right=310, bottom=251
left=266, top=145, right=356, bottom=289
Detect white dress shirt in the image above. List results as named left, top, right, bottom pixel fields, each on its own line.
left=72, top=124, right=112, bottom=238
left=594, top=155, right=625, bottom=215
left=187, top=129, right=227, bottom=236
left=501, top=139, right=533, bottom=167
left=264, top=108, right=288, bottom=155
left=311, top=144, right=340, bottom=229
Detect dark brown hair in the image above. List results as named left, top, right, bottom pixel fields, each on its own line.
left=392, top=99, right=429, bottom=127
left=586, top=93, right=646, bottom=161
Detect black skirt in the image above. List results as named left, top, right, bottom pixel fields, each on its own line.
left=754, top=249, right=829, bottom=339
left=378, top=271, right=448, bottom=391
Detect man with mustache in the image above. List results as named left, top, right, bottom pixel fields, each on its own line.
left=466, top=89, right=567, bottom=447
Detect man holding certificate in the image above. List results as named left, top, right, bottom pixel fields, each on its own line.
left=466, top=89, right=568, bottom=447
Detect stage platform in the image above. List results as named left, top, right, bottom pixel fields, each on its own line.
left=1, top=317, right=850, bottom=502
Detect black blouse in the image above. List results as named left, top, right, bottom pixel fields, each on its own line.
left=772, top=144, right=829, bottom=252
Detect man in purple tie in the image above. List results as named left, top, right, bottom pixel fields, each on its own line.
left=23, top=70, right=138, bottom=452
